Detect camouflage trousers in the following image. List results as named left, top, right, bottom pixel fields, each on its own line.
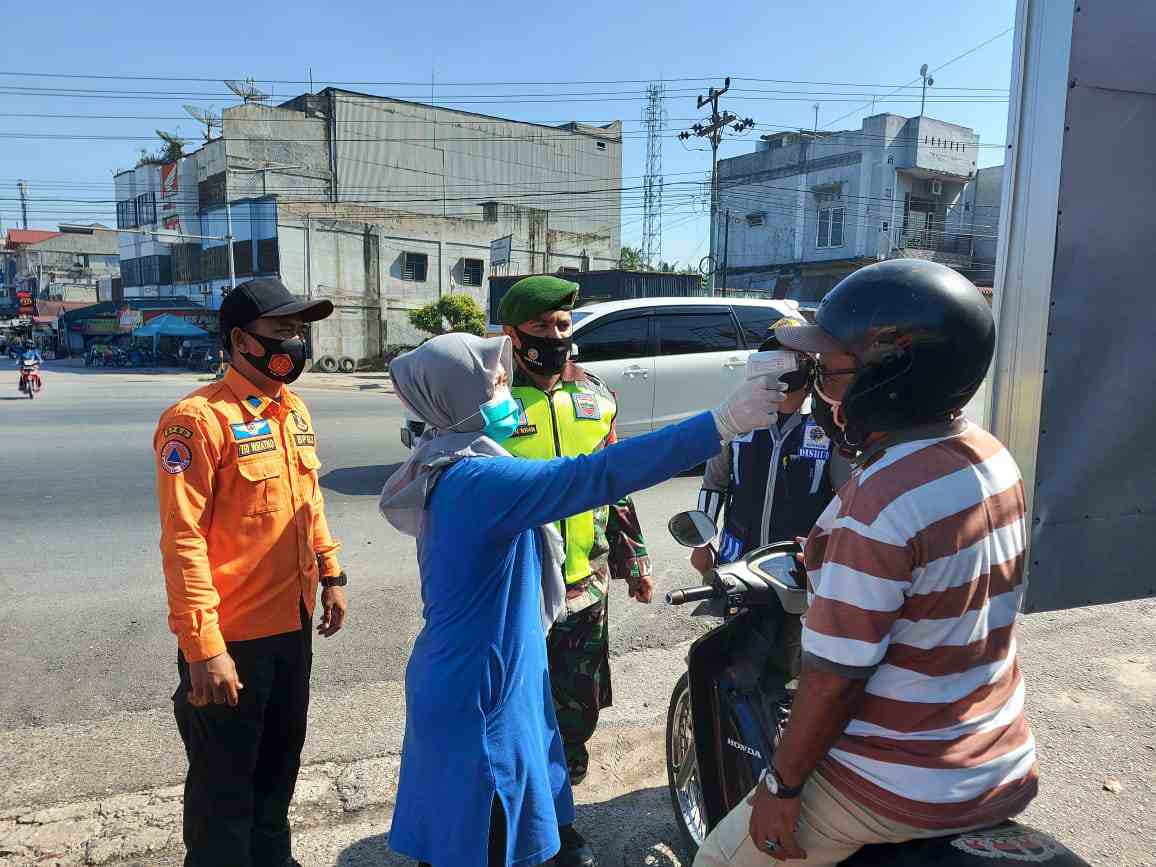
left=546, top=596, right=611, bottom=785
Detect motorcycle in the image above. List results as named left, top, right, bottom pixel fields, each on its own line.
left=663, top=510, right=1089, bottom=866
left=18, top=361, right=42, bottom=399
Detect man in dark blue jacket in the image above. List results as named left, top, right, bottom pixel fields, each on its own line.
left=692, top=319, right=849, bottom=573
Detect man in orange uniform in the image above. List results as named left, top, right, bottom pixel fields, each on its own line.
left=154, top=277, right=347, bottom=867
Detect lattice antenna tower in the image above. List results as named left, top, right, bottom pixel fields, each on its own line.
left=641, top=82, right=667, bottom=269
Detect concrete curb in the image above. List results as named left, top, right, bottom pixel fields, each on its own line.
left=0, top=755, right=400, bottom=866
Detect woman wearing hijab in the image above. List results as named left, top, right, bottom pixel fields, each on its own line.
left=380, top=333, right=785, bottom=867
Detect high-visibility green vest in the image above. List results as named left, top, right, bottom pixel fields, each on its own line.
left=505, top=375, right=617, bottom=585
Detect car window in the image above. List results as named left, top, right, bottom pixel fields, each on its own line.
left=734, top=306, right=789, bottom=347
left=574, top=316, right=650, bottom=363
left=655, top=312, right=740, bottom=356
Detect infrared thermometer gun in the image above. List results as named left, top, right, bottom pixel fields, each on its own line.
left=745, top=350, right=800, bottom=384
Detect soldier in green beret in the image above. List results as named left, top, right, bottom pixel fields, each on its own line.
left=497, top=275, right=653, bottom=866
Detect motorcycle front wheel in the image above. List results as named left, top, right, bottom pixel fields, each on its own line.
left=666, top=671, right=708, bottom=856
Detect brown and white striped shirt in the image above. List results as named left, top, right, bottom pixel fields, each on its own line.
left=802, top=420, right=1038, bottom=830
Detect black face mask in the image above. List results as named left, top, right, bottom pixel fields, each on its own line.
left=241, top=331, right=307, bottom=384
left=513, top=328, right=570, bottom=377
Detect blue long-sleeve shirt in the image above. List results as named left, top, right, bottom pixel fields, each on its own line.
left=389, top=411, right=721, bottom=867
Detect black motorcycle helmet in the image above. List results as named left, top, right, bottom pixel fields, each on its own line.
left=775, top=259, right=995, bottom=447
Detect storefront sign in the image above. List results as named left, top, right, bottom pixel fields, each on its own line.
left=489, top=235, right=513, bottom=266
left=85, top=319, right=120, bottom=335
left=119, top=308, right=143, bottom=330
left=16, top=291, right=33, bottom=315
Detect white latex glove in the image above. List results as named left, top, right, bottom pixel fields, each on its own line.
left=713, top=375, right=788, bottom=442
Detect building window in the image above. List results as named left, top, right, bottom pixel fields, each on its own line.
left=462, top=258, right=484, bottom=287
left=257, top=238, right=280, bottom=274
left=403, top=252, right=428, bottom=282
left=745, top=211, right=766, bottom=227
left=596, top=141, right=607, bottom=151
left=482, top=202, right=499, bottom=223
left=136, top=192, right=156, bottom=227
left=817, top=206, right=845, bottom=248
left=116, top=199, right=138, bottom=229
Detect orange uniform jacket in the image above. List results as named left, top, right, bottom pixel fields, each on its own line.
left=154, top=367, right=342, bottom=662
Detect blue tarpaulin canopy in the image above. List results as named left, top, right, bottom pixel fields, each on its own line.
left=134, top=313, right=208, bottom=339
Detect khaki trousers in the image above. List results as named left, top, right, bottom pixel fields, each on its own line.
left=693, top=772, right=986, bottom=867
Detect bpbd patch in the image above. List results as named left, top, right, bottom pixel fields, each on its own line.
left=571, top=391, right=602, bottom=421
left=231, top=420, right=272, bottom=441
left=798, top=420, right=831, bottom=460
left=294, top=433, right=316, bottom=447
left=160, top=439, right=192, bottom=474
left=164, top=424, right=193, bottom=440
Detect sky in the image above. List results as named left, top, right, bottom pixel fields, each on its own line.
left=0, top=0, right=1016, bottom=269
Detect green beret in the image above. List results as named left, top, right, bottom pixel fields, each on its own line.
left=497, top=275, right=579, bottom=326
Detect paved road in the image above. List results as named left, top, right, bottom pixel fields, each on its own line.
left=0, top=360, right=707, bottom=733
left=2, top=362, right=1153, bottom=866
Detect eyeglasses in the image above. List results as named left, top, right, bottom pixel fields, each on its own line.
left=814, top=363, right=860, bottom=387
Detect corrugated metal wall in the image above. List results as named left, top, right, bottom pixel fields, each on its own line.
left=488, top=271, right=706, bottom=321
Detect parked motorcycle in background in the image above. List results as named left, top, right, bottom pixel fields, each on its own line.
left=662, top=510, right=1088, bottom=866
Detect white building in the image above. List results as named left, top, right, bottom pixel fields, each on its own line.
left=1, top=226, right=119, bottom=309
left=712, top=114, right=1002, bottom=301
left=113, top=89, right=623, bottom=362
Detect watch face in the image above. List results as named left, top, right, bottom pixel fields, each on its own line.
left=763, top=769, right=779, bottom=794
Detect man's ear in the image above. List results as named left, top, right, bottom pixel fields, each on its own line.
left=231, top=326, right=251, bottom=356
left=501, top=325, right=520, bottom=350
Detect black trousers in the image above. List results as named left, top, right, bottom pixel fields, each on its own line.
left=173, top=606, right=312, bottom=867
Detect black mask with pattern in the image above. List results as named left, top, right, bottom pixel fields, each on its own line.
left=241, top=331, right=307, bottom=384
left=513, top=328, right=570, bottom=377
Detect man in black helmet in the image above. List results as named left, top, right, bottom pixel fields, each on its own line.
left=694, top=260, right=1038, bottom=867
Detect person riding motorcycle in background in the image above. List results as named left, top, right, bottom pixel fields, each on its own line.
left=18, top=345, right=43, bottom=392
left=692, top=317, right=849, bottom=576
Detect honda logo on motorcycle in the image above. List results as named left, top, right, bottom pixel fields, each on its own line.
left=950, top=827, right=1068, bottom=861
left=726, top=737, right=762, bottom=760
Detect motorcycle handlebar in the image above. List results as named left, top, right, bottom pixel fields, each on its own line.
left=666, top=585, right=722, bottom=606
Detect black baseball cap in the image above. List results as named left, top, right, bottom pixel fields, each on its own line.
left=219, top=277, right=333, bottom=344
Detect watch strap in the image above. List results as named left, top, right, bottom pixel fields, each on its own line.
left=763, top=764, right=805, bottom=799
left=321, top=572, right=347, bottom=588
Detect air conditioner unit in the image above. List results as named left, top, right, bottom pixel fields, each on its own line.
left=930, top=180, right=943, bottom=196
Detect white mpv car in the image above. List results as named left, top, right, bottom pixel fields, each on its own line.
left=400, top=297, right=802, bottom=445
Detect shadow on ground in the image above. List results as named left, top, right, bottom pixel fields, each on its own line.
left=321, top=464, right=403, bottom=497
left=335, top=786, right=687, bottom=867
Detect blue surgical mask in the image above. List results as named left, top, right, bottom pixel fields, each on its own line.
left=479, top=387, right=521, bottom=443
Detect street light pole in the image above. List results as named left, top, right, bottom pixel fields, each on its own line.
left=224, top=197, right=237, bottom=292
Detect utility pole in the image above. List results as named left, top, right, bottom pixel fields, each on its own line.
left=813, top=103, right=820, bottom=133
left=679, top=78, right=754, bottom=292
left=919, top=64, right=935, bottom=116
left=18, top=181, right=29, bottom=230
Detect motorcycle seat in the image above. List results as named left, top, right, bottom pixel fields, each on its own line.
left=840, top=820, right=1089, bottom=866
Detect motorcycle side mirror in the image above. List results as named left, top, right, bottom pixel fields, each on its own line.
left=570, top=342, right=579, bottom=359
left=668, top=510, right=718, bottom=548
